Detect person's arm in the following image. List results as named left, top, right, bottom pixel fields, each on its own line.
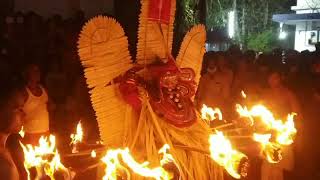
left=288, top=91, right=302, bottom=119
left=0, top=157, right=16, bottom=180
left=22, top=88, right=28, bottom=104
left=195, top=76, right=206, bottom=109
left=6, top=135, right=28, bottom=180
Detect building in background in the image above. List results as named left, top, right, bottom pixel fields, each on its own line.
left=273, top=0, right=320, bottom=52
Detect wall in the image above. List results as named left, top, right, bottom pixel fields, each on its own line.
left=294, top=21, right=317, bottom=52
left=289, top=0, right=319, bottom=51
left=292, top=0, right=320, bottom=13
left=14, top=0, right=113, bottom=18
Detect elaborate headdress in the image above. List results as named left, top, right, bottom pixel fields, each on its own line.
left=78, top=0, right=206, bottom=146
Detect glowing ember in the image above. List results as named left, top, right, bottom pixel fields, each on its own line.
left=209, top=131, right=248, bottom=179
left=101, top=144, right=175, bottom=180
left=96, top=140, right=104, bottom=145
left=19, top=126, right=25, bottom=138
left=241, top=90, right=246, bottom=98
left=70, top=121, right=84, bottom=153
left=201, top=104, right=223, bottom=122
left=20, top=135, right=70, bottom=180
left=91, top=150, right=97, bottom=158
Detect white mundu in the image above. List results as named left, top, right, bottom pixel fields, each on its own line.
left=23, top=86, right=49, bottom=133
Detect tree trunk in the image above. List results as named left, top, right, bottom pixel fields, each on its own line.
left=198, top=0, right=207, bottom=25
left=264, top=1, right=269, bottom=29
left=242, top=5, right=246, bottom=47
left=233, top=0, right=239, bottom=41
left=172, top=0, right=186, bottom=56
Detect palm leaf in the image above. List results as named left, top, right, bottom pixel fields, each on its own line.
left=176, top=24, right=206, bottom=86
left=78, top=16, right=133, bottom=88
left=78, top=16, right=133, bottom=146
left=136, top=0, right=176, bottom=65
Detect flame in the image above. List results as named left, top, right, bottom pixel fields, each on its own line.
left=209, top=131, right=247, bottom=179
left=236, top=104, right=297, bottom=163
left=276, top=113, right=297, bottom=145
left=201, top=104, right=223, bottom=122
left=70, top=121, right=83, bottom=153
left=19, top=126, right=25, bottom=138
left=236, top=104, right=254, bottom=126
left=237, top=104, right=297, bottom=146
left=253, top=133, right=282, bottom=163
left=101, top=144, right=175, bottom=180
left=20, top=135, right=69, bottom=180
left=91, top=150, right=97, bottom=158
left=241, top=91, right=246, bottom=98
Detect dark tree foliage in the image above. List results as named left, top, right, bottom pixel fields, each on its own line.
left=176, top=0, right=293, bottom=52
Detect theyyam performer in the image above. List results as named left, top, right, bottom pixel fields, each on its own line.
left=77, top=0, right=226, bottom=179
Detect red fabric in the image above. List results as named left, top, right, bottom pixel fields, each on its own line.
left=119, top=81, right=142, bottom=112
left=148, top=0, right=171, bottom=24
left=148, top=57, right=178, bottom=78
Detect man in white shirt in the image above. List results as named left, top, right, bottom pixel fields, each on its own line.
left=22, top=64, right=50, bottom=145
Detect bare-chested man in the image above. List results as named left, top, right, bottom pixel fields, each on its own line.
left=0, top=80, right=25, bottom=180
left=261, top=70, right=301, bottom=180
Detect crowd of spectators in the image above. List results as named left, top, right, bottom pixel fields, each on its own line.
left=196, top=45, right=320, bottom=179
left=0, top=11, right=98, bottom=146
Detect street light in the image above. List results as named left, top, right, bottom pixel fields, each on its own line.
left=279, top=22, right=287, bottom=40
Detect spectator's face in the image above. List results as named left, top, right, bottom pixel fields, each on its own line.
left=0, top=91, right=25, bottom=134
left=216, top=56, right=226, bottom=69
left=207, top=60, right=216, bottom=69
left=26, top=65, right=41, bottom=83
left=268, top=72, right=282, bottom=88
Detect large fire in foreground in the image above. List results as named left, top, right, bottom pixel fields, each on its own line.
left=20, top=135, right=71, bottom=180
left=209, top=131, right=248, bottom=179
left=201, top=90, right=297, bottom=177
left=236, top=104, right=297, bottom=163
left=19, top=91, right=297, bottom=180
left=101, top=144, right=176, bottom=180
